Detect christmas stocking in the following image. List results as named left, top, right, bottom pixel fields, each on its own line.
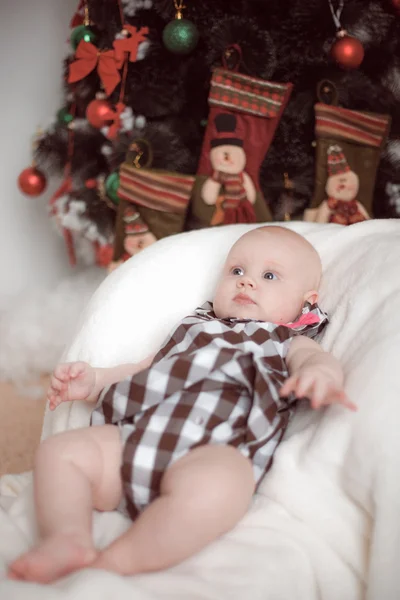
left=187, top=67, right=293, bottom=230
left=112, top=161, right=195, bottom=264
left=305, top=100, right=391, bottom=224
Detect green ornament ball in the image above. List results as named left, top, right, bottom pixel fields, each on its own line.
left=162, top=18, right=199, bottom=55
left=57, top=107, right=74, bottom=125
left=70, top=25, right=97, bottom=51
left=105, top=172, right=120, bottom=205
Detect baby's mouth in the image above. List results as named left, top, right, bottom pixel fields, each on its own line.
left=233, top=293, right=256, bottom=305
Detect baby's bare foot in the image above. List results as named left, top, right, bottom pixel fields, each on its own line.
left=7, top=534, right=98, bottom=583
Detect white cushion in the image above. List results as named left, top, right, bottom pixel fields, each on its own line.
left=62, top=221, right=341, bottom=368
left=15, top=219, right=400, bottom=598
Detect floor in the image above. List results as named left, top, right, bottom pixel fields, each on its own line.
left=0, top=378, right=48, bottom=477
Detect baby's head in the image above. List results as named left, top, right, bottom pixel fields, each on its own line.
left=213, top=226, right=322, bottom=323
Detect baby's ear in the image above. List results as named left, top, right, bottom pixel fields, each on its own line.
left=304, top=290, right=319, bottom=305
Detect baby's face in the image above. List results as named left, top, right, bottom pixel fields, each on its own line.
left=213, top=227, right=321, bottom=323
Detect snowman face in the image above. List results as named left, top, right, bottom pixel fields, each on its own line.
left=210, top=144, right=246, bottom=174
left=325, top=170, right=359, bottom=201
left=124, top=232, right=156, bottom=256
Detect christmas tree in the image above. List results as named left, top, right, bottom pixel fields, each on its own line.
left=18, top=0, right=400, bottom=269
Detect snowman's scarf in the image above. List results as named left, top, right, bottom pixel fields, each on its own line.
left=212, top=171, right=257, bottom=224
left=327, top=197, right=367, bottom=225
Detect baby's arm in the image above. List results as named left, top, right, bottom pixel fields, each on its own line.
left=280, top=335, right=357, bottom=411
left=93, top=355, right=156, bottom=396
left=47, top=353, right=156, bottom=411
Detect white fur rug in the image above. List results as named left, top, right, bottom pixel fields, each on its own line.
left=0, top=268, right=105, bottom=386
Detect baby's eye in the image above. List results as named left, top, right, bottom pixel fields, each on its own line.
left=263, top=271, right=278, bottom=281
left=231, top=267, right=244, bottom=276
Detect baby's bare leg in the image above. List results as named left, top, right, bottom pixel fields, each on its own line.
left=92, top=445, right=255, bottom=575
left=7, top=424, right=122, bottom=583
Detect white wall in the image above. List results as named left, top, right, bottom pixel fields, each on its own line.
left=0, top=0, right=78, bottom=303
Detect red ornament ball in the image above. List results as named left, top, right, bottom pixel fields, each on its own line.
left=86, top=99, right=114, bottom=128
left=18, top=166, right=47, bottom=196
left=330, top=34, right=364, bottom=69
left=391, top=0, right=400, bottom=12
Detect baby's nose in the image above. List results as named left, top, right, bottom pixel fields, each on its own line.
left=238, top=277, right=255, bottom=289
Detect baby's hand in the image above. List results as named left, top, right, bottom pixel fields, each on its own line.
left=47, top=362, right=96, bottom=411
left=280, top=367, right=357, bottom=411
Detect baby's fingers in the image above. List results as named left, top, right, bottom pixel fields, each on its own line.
left=48, top=393, right=62, bottom=411
left=280, top=376, right=299, bottom=397
left=319, top=386, right=358, bottom=412
left=69, top=362, right=87, bottom=379
left=333, top=390, right=358, bottom=411
left=295, top=373, right=315, bottom=399
left=309, top=379, right=327, bottom=410
left=53, top=363, right=72, bottom=382
left=49, top=377, right=63, bottom=394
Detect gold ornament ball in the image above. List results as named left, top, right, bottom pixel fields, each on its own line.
left=162, top=19, right=199, bottom=55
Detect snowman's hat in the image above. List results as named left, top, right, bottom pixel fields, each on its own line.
left=123, top=206, right=147, bottom=235
left=210, top=113, right=244, bottom=148
left=327, top=144, right=350, bottom=177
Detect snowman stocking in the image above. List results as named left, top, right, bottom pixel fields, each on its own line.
left=305, top=101, right=391, bottom=224
left=187, top=67, right=292, bottom=230
left=112, top=163, right=196, bottom=265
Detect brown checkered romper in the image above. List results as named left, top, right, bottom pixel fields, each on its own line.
left=91, top=301, right=328, bottom=520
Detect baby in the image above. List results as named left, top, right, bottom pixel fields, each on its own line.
left=8, top=226, right=356, bottom=583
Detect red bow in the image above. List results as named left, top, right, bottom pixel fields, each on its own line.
left=284, top=313, right=320, bottom=329
left=105, top=102, right=126, bottom=140
left=49, top=177, right=76, bottom=266
left=113, top=26, right=149, bottom=63
left=68, top=41, right=124, bottom=97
